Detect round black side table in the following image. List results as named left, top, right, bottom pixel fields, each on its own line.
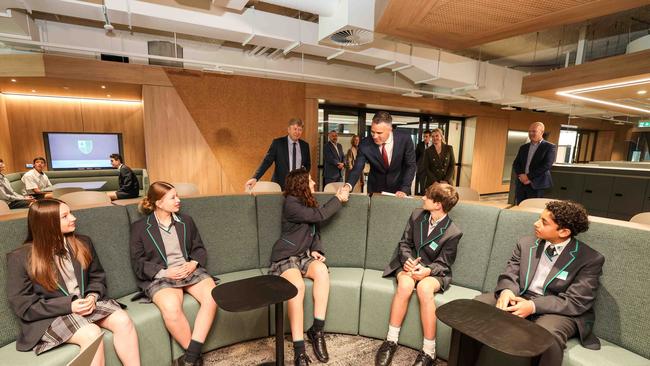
left=212, top=275, right=298, bottom=366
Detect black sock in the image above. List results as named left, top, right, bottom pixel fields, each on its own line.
left=185, top=339, right=203, bottom=363
left=294, top=340, right=306, bottom=357
left=312, top=318, right=325, bottom=332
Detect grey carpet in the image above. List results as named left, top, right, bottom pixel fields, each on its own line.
left=203, top=334, right=447, bottom=365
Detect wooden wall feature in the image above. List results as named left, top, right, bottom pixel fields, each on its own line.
left=470, top=116, right=510, bottom=194
left=3, top=95, right=146, bottom=171
left=0, top=95, right=13, bottom=171
left=165, top=71, right=307, bottom=194
left=142, top=85, right=226, bottom=194
left=0, top=54, right=45, bottom=77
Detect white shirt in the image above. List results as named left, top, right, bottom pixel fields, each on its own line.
left=428, top=214, right=447, bottom=236
left=287, top=136, right=302, bottom=171
left=528, top=238, right=571, bottom=297
left=377, top=132, right=394, bottom=165
left=21, top=169, right=52, bottom=195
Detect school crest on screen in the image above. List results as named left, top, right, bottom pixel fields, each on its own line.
left=78, top=140, right=94, bottom=155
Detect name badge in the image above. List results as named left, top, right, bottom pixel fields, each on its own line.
left=557, top=270, right=569, bottom=281
left=429, top=241, right=439, bottom=251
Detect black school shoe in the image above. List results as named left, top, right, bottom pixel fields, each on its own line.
left=295, top=353, right=312, bottom=366
left=412, top=350, right=435, bottom=366
left=375, top=340, right=398, bottom=366
left=171, top=354, right=203, bottom=366
left=306, top=326, right=330, bottom=362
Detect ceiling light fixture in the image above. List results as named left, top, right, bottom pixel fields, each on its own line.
left=638, top=90, right=647, bottom=95
left=102, top=5, right=114, bottom=34
left=10, top=79, right=16, bottom=82
left=556, top=90, right=650, bottom=114
left=561, top=77, right=650, bottom=94
left=101, top=85, right=106, bottom=89
left=401, top=91, right=422, bottom=98
left=501, top=105, right=516, bottom=110
left=2, top=92, right=141, bottom=104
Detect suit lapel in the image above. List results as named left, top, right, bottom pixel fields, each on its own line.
left=174, top=214, right=188, bottom=259
left=366, top=142, right=387, bottom=173
left=521, top=239, right=544, bottom=294
left=280, top=137, right=290, bottom=169
left=417, top=214, right=450, bottom=256
left=145, top=214, right=168, bottom=265
left=542, top=238, right=579, bottom=295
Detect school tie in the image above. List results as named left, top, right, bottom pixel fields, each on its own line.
left=381, top=143, right=389, bottom=169
left=292, top=142, right=297, bottom=171
left=545, top=244, right=558, bottom=260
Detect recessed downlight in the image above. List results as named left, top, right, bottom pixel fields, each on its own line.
left=101, top=85, right=106, bottom=89
left=10, top=79, right=16, bottom=83
left=638, top=90, right=647, bottom=95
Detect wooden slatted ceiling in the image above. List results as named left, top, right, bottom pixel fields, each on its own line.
left=376, top=0, right=650, bottom=50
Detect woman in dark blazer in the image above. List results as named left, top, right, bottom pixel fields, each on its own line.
left=375, top=184, right=463, bottom=366
left=269, top=168, right=348, bottom=366
left=6, top=199, right=140, bottom=366
left=130, top=181, right=216, bottom=366
left=421, top=128, right=456, bottom=191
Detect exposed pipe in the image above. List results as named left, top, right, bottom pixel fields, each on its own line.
left=258, top=0, right=337, bottom=16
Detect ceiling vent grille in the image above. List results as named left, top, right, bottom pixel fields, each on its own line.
left=328, top=27, right=373, bottom=47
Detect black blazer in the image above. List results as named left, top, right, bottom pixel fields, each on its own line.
left=270, top=195, right=342, bottom=263
left=323, top=141, right=345, bottom=185
left=421, top=144, right=456, bottom=187
left=253, top=136, right=311, bottom=190
left=383, top=209, right=462, bottom=292
left=6, top=235, right=107, bottom=351
left=118, top=164, right=140, bottom=195
left=346, top=132, right=416, bottom=194
left=415, top=141, right=427, bottom=164
left=129, top=213, right=208, bottom=292
left=512, top=140, right=557, bottom=190
left=495, top=236, right=604, bottom=350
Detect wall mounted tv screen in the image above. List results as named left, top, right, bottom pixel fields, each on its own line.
left=43, top=132, right=124, bottom=170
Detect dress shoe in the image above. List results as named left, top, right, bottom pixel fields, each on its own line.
left=294, top=353, right=312, bottom=366
left=306, top=326, right=329, bottom=362
left=412, top=350, right=435, bottom=366
left=375, top=340, right=398, bottom=366
left=172, top=354, right=203, bottom=366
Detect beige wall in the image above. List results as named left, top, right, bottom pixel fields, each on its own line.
left=0, top=94, right=13, bottom=172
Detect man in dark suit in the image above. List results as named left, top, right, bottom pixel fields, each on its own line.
left=513, top=122, right=557, bottom=204
left=323, top=130, right=345, bottom=187
left=107, top=153, right=140, bottom=200
left=344, top=111, right=416, bottom=197
left=476, top=200, right=604, bottom=366
left=415, top=130, right=432, bottom=195
left=246, top=118, right=311, bottom=191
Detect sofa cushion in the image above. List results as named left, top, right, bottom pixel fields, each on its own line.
left=563, top=338, right=650, bottom=366
left=171, top=269, right=268, bottom=359
left=73, top=205, right=138, bottom=298
left=126, top=195, right=260, bottom=275
left=0, top=217, right=29, bottom=348
left=256, top=193, right=368, bottom=268
left=268, top=267, right=364, bottom=337
left=359, top=269, right=481, bottom=360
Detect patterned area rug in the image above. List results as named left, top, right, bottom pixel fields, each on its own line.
left=204, top=334, right=447, bottom=365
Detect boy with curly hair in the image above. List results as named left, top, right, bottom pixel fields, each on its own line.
left=476, top=200, right=604, bottom=366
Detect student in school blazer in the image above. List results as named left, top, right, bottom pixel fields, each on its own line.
left=129, top=212, right=208, bottom=292
left=6, top=235, right=107, bottom=351
left=383, top=210, right=462, bottom=291
left=494, top=235, right=604, bottom=350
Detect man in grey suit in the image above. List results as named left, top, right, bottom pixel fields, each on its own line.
left=476, top=200, right=604, bottom=366
left=323, top=130, right=345, bottom=187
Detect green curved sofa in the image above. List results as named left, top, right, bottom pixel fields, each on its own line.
left=0, top=193, right=648, bottom=366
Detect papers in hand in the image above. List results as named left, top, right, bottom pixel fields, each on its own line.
left=381, top=191, right=413, bottom=198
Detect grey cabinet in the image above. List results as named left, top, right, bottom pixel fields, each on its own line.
left=643, top=181, right=650, bottom=213
left=548, top=172, right=584, bottom=201
left=580, top=175, right=613, bottom=213
left=608, top=177, right=647, bottom=219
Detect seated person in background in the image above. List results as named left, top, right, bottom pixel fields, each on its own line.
left=130, top=181, right=217, bottom=366
left=376, top=183, right=462, bottom=366
left=269, top=168, right=348, bottom=366
left=0, top=158, right=35, bottom=209
left=6, top=199, right=140, bottom=366
left=475, top=200, right=604, bottom=366
left=107, top=153, right=140, bottom=200
left=21, top=157, right=53, bottom=199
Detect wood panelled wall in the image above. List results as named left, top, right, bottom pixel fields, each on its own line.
left=0, top=94, right=13, bottom=171
left=142, top=85, right=226, bottom=194
left=2, top=96, right=145, bottom=171
left=163, top=71, right=309, bottom=194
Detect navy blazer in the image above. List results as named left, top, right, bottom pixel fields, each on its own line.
left=323, top=141, right=344, bottom=185
left=512, top=140, right=557, bottom=190
left=129, top=213, right=208, bottom=292
left=383, top=210, right=462, bottom=292
left=495, top=236, right=604, bottom=350
left=346, top=132, right=416, bottom=194
left=253, top=136, right=311, bottom=190
left=6, top=235, right=107, bottom=351
left=118, top=164, right=139, bottom=195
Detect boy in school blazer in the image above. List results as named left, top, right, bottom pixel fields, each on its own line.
left=376, top=183, right=462, bottom=366
left=476, top=200, right=604, bottom=366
